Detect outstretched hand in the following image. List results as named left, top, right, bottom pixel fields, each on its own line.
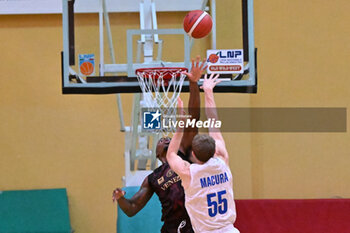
left=112, top=188, right=126, bottom=202
left=200, top=73, right=221, bottom=92
left=183, top=55, right=207, bottom=83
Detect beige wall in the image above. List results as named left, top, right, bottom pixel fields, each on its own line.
left=251, top=0, right=350, bottom=198
left=0, top=0, right=349, bottom=232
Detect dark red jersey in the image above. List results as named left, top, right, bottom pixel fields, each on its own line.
left=148, top=151, right=194, bottom=233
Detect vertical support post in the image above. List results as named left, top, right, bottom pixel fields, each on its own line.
left=68, top=0, right=75, bottom=65
left=210, top=0, right=217, bottom=49
left=102, top=0, right=125, bottom=131
left=247, top=0, right=255, bottom=82
left=184, top=34, right=191, bottom=70
left=99, top=0, right=104, bottom=75
left=136, top=41, right=143, bottom=63
left=150, top=134, right=161, bottom=170
left=102, top=0, right=116, bottom=67
left=139, top=2, right=146, bottom=43
left=116, top=94, right=125, bottom=132
left=151, top=0, right=159, bottom=43
left=242, top=0, right=249, bottom=62
left=156, top=40, right=163, bottom=62
left=62, top=0, right=70, bottom=86
left=130, top=94, right=141, bottom=171
left=201, top=0, right=209, bottom=9
left=141, top=0, right=154, bottom=63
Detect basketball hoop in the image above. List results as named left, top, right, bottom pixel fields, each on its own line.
left=136, top=67, right=188, bottom=135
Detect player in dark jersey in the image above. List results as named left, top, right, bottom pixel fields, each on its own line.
left=113, top=56, right=206, bottom=233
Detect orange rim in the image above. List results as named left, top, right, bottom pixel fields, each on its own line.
left=135, top=67, right=188, bottom=81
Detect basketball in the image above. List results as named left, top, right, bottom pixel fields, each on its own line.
left=183, top=10, right=212, bottom=39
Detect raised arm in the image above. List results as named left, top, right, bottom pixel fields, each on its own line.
left=166, top=99, right=191, bottom=189
left=112, top=177, right=154, bottom=217
left=179, top=56, right=207, bottom=157
left=201, top=74, right=229, bottom=165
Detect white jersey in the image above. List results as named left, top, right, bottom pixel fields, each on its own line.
left=184, top=157, right=238, bottom=233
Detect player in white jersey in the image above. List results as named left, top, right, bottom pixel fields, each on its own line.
left=166, top=73, right=239, bottom=233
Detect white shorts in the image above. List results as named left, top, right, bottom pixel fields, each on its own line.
left=199, top=225, right=240, bottom=233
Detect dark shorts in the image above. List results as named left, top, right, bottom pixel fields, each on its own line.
left=161, top=219, right=194, bottom=233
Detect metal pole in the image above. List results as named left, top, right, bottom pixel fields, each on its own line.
left=102, top=0, right=125, bottom=131
left=62, top=0, right=70, bottom=85
left=248, top=0, right=255, bottom=83
left=210, top=0, right=217, bottom=49
left=99, top=0, right=104, bottom=75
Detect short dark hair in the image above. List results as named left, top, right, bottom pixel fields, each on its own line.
left=192, top=134, right=216, bottom=162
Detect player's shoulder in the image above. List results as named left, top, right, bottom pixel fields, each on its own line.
left=213, top=155, right=225, bottom=163
left=213, top=154, right=229, bottom=166
left=155, top=163, right=168, bottom=172
left=148, top=163, right=167, bottom=180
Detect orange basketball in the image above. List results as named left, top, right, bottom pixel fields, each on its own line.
left=183, top=10, right=212, bottom=39
left=80, top=61, right=94, bottom=76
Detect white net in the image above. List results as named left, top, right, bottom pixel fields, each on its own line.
left=136, top=67, right=187, bottom=135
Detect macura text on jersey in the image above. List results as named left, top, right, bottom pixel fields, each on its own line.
left=200, top=172, right=229, bottom=188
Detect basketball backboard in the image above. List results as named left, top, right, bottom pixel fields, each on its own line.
left=61, top=0, right=257, bottom=94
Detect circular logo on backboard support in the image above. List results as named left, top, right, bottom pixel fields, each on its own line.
left=80, top=61, right=94, bottom=76
left=79, top=54, right=95, bottom=76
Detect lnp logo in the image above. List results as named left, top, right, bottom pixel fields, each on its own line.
left=143, top=110, right=161, bottom=130
left=217, top=50, right=242, bottom=58
left=79, top=54, right=95, bottom=76
left=206, top=49, right=244, bottom=74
